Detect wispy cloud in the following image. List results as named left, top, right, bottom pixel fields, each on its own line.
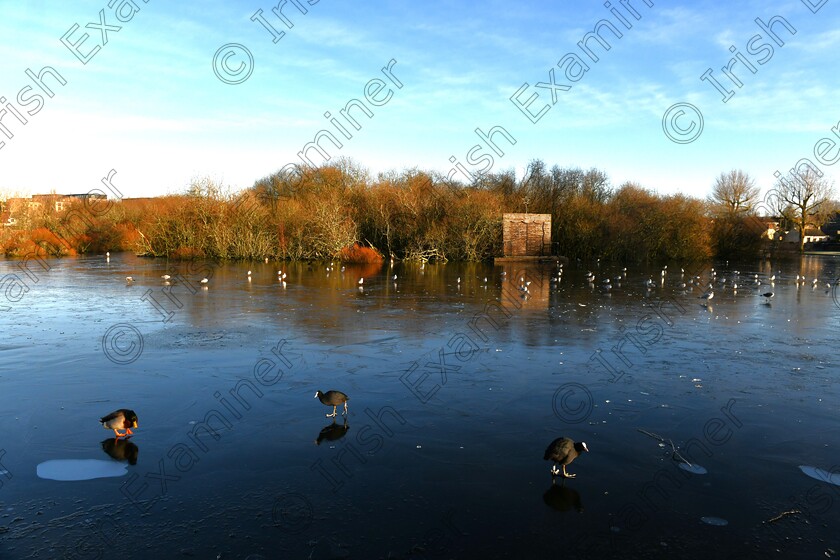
left=1, top=0, right=837, bottom=198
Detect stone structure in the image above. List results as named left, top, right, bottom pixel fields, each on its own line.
left=502, top=213, right=551, bottom=257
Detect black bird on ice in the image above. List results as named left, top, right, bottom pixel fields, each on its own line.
left=315, top=390, right=349, bottom=418
left=544, top=437, right=588, bottom=478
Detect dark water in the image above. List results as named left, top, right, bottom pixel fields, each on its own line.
left=1, top=253, right=839, bottom=559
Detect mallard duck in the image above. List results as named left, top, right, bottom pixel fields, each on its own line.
left=314, top=390, right=349, bottom=418
left=544, top=437, right=588, bottom=478
left=100, top=409, right=138, bottom=438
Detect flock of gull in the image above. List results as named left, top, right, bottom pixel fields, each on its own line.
left=123, top=259, right=401, bottom=292
left=117, top=253, right=838, bottom=308
left=544, top=262, right=838, bottom=308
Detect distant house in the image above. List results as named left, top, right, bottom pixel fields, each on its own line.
left=822, top=212, right=840, bottom=240
left=782, top=227, right=830, bottom=244
left=4, top=192, right=108, bottom=223
left=0, top=204, right=12, bottom=227
left=805, top=229, right=830, bottom=244
left=3, top=197, right=36, bottom=225
left=31, top=192, right=107, bottom=212
left=760, top=217, right=781, bottom=240
left=758, top=215, right=832, bottom=244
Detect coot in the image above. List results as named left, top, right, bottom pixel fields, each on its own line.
left=315, top=390, right=349, bottom=418
left=544, top=437, right=588, bottom=478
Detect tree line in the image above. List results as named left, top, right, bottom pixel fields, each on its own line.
left=1, top=158, right=836, bottom=262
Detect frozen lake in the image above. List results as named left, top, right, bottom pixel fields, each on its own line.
left=1, top=253, right=839, bottom=558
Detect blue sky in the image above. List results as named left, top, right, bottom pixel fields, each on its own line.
left=1, top=0, right=838, bottom=203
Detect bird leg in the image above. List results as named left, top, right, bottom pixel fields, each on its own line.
left=550, top=465, right=560, bottom=476
left=563, top=465, right=576, bottom=478
left=326, top=406, right=337, bottom=418
left=113, top=429, right=126, bottom=438
left=342, top=402, right=348, bottom=416
left=125, top=428, right=133, bottom=435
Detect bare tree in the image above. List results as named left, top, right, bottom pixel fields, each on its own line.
left=709, top=169, right=759, bottom=215
left=774, top=167, right=835, bottom=252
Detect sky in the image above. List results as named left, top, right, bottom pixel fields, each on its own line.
left=1, top=0, right=839, bottom=205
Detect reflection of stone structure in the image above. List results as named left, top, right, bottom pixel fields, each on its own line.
left=502, top=213, right=551, bottom=257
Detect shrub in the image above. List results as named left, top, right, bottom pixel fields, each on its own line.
left=30, top=227, right=75, bottom=256
left=339, top=243, right=384, bottom=263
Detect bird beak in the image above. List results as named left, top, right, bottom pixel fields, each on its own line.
left=313, top=392, right=318, bottom=398
left=583, top=443, right=589, bottom=452
left=132, top=421, right=138, bottom=428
